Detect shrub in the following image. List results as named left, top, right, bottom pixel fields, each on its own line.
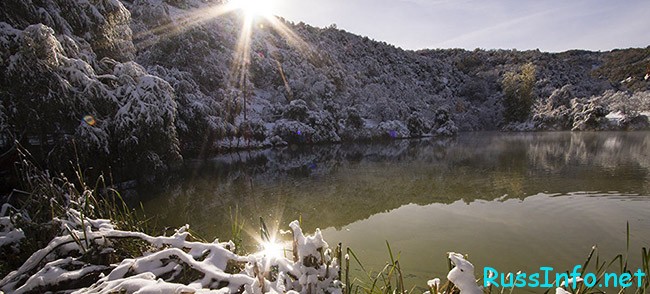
left=407, top=113, right=427, bottom=137
left=282, top=99, right=309, bottom=122
left=502, top=62, right=536, bottom=123
left=238, top=120, right=266, bottom=142
left=345, top=107, right=364, bottom=129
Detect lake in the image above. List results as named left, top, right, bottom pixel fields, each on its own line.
left=141, top=131, right=650, bottom=292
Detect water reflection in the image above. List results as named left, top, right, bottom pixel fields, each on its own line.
left=141, top=132, right=650, bottom=235
left=143, top=132, right=649, bottom=231
left=323, top=193, right=650, bottom=293
left=141, top=131, right=650, bottom=291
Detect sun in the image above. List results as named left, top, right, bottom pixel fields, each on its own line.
left=229, top=0, right=275, bottom=18
left=260, top=239, right=285, bottom=259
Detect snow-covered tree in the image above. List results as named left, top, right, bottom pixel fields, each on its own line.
left=112, top=62, right=182, bottom=177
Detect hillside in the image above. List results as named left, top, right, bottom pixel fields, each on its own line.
left=1, top=0, right=649, bottom=179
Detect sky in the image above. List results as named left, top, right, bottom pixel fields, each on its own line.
left=270, top=0, right=650, bottom=52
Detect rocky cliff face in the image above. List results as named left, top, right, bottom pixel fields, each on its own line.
left=1, top=0, right=649, bottom=177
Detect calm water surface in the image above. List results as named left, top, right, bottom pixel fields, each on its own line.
left=142, top=131, right=650, bottom=292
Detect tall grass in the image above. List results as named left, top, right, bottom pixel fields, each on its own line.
left=340, top=225, right=649, bottom=294
left=344, top=241, right=414, bottom=294
left=0, top=145, right=150, bottom=277
left=8, top=145, right=148, bottom=232
left=541, top=223, right=649, bottom=294
left=230, top=205, right=245, bottom=254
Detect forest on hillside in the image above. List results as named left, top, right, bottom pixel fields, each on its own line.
left=1, top=0, right=649, bottom=181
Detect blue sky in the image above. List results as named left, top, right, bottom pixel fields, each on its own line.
left=272, top=0, right=650, bottom=52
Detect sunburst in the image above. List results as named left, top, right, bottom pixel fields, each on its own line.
left=132, top=1, right=311, bottom=232
left=228, top=0, right=276, bottom=19
left=131, top=0, right=313, bottom=122
left=223, top=0, right=311, bottom=121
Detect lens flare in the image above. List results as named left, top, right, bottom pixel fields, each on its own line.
left=83, top=115, right=96, bottom=126
left=260, top=239, right=285, bottom=259
left=129, top=0, right=313, bottom=123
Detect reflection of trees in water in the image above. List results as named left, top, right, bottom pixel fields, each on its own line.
left=525, top=132, right=650, bottom=170
left=141, top=132, right=650, bottom=240
left=480, top=132, right=650, bottom=197
left=523, top=132, right=650, bottom=192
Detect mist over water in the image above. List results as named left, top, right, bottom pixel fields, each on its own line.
left=142, top=131, right=650, bottom=292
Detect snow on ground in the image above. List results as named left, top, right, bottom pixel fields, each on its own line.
left=0, top=204, right=25, bottom=248
left=605, top=111, right=624, bottom=121
left=0, top=209, right=341, bottom=294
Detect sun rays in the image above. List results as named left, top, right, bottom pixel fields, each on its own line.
left=134, top=2, right=311, bottom=240
left=228, top=0, right=276, bottom=19
left=131, top=0, right=312, bottom=103
left=239, top=213, right=292, bottom=269
left=226, top=0, right=312, bottom=101
left=129, top=1, right=315, bottom=250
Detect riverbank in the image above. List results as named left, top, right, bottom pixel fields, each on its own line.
left=0, top=153, right=342, bottom=293
left=7, top=133, right=650, bottom=293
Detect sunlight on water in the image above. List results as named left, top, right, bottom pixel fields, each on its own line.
left=141, top=131, right=650, bottom=292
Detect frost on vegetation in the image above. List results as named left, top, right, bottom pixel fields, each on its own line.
left=113, top=62, right=182, bottom=169
left=376, top=120, right=409, bottom=139
left=2, top=0, right=650, bottom=179
left=267, top=100, right=341, bottom=145
left=147, top=66, right=229, bottom=150
left=0, top=208, right=341, bottom=294
left=426, top=253, right=484, bottom=294
left=0, top=204, right=25, bottom=249
left=521, top=86, right=650, bottom=132
left=0, top=0, right=134, bottom=61
left=0, top=19, right=181, bottom=179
